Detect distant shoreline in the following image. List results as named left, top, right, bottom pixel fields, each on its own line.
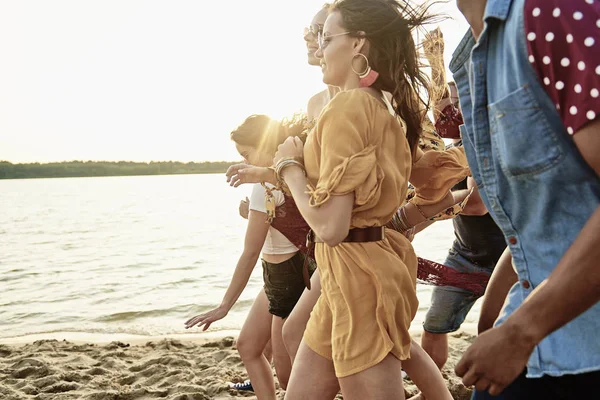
left=0, top=160, right=238, bottom=180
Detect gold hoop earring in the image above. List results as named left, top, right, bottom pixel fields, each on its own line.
left=351, top=53, right=371, bottom=78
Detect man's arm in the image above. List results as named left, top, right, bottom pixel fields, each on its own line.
left=477, top=248, right=517, bottom=334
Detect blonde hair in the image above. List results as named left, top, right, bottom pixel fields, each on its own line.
left=230, top=113, right=310, bottom=157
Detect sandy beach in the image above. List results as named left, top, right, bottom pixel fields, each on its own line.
left=0, top=331, right=475, bottom=400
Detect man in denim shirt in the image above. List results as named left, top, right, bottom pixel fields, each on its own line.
left=450, top=0, right=600, bottom=398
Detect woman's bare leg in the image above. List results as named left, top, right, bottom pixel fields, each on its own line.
left=338, top=354, right=405, bottom=400
left=282, top=270, right=322, bottom=364
left=263, top=339, right=273, bottom=364
left=402, top=340, right=453, bottom=400
left=284, top=341, right=340, bottom=400
left=236, top=289, right=276, bottom=400
left=271, top=316, right=292, bottom=390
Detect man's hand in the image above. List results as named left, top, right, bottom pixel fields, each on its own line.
left=455, top=322, right=537, bottom=395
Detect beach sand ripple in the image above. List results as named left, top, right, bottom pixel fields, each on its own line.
left=0, top=333, right=474, bottom=399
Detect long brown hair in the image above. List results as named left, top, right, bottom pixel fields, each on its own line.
left=330, top=0, right=443, bottom=154
left=230, top=114, right=309, bottom=158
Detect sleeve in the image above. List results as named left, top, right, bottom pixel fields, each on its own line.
left=524, top=0, right=600, bottom=135
left=249, top=183, right=267, bottom=213
left=307, top=92, right=384, bottom=208
left=419, top=117, right=446, bottom=151
left=409, top=146, right=470, bottom=205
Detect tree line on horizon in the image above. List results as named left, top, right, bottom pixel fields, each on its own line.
left=0, top=160, right=238, bottom=180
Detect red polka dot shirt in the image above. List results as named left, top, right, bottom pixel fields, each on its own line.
left=525, top=0, right=600, bottom=135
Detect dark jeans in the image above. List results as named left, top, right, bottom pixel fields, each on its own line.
left=262, top=252, right=316, bottom=318
left=472, top=369, right=600, bottom=400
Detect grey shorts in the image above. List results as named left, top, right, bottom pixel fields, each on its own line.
left=423, top=249, right=494, bottom=334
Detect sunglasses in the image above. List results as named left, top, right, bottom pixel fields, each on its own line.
left=317, top=31, right=352, bottom=50
left=303, top=23, right=324, bottom=37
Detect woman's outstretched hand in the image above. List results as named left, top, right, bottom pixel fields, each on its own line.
left=184, top=306, right=228, bottom=331
left=225, top=163, right=275, bottom=187
left=274, top=136, right=304, bottom=165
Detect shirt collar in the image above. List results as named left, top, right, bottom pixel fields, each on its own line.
left=449, top=29, right=476, bottom=74
left=483, top=0, right=514, bottom=22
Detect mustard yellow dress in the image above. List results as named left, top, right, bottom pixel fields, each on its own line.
left=410, top=119, right=470, bottom=206
left=302, top=90, right=418, bottom=377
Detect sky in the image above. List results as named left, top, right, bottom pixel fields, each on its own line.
left=0, top=0, right=469, bottom=163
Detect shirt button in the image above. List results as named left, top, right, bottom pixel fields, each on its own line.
left=509, top=237, right=518, bottom=245
left=522, top=280, right=531, bottom=289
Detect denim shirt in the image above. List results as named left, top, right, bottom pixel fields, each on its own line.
left=449, top=0, right=600, bottom=378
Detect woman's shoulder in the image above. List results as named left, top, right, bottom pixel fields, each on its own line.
left=324, top=89, right=386, bottom=114
left=308, top=89, right=328, bottom=108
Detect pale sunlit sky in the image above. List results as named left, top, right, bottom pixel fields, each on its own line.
left=0, top=1, right=469, bottom=163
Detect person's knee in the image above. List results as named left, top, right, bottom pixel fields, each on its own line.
left=421, top=331, right=448, bottom=369
left=236, top=334, right=263, bottom=361
left=282, top=319, right=300, bottom=355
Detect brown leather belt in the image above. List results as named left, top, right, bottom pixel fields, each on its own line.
left=302, top=226, right=385, bottom=291
left=307, top=226, right=386, bottom=244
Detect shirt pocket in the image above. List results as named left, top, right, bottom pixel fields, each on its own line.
left=488, top=84, right=564, bottom=178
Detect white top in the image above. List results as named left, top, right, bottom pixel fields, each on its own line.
left=249, top=183, right=299, bottom=255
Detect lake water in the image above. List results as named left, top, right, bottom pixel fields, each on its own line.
left=0, top=174, right=481, bottom=341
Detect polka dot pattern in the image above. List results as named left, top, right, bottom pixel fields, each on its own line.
left=525, top=0, right=600, bottom=135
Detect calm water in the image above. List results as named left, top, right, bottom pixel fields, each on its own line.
left=0, top=174, right=481, bottom=340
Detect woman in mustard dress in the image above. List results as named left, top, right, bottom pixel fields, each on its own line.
left=263, top=1, right=448, bottom=398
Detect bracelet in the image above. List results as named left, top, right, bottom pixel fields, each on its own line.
left=274, top=157, right=306, bottom=190
left=387, top=206, right=412, bottom=233
left=398, top=206, right=412, bottom=232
